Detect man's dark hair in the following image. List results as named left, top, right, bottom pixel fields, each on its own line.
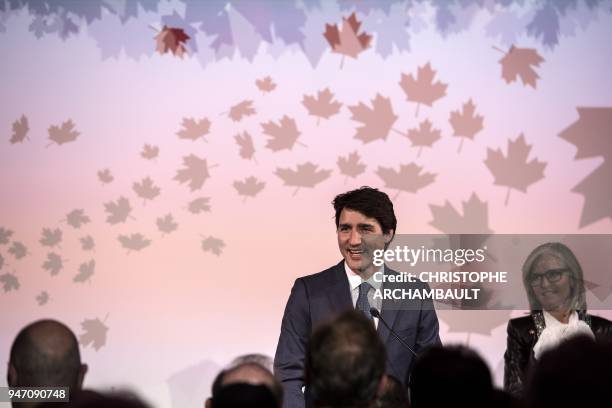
left=410, top=345, right=493, bottom=408
left=43, top=390, right=151, bottom=408
left=305, top=310, right=386, bottom=408
left=333, top=186, right=397, bottom=237
left=9, top=319, right=82, bottom=390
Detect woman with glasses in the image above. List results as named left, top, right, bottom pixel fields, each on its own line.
left=503, top=242, right=612, bottom=398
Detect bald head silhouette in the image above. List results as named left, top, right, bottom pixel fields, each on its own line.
left=7, top=319, right=87, bottom=398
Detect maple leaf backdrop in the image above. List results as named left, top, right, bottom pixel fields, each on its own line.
left=1, top=1, right=612, bottom=407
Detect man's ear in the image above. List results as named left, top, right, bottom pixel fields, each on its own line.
left=205, top=397, right=213, bottom=408
left=77, top=364, right=88, bottom=389
left=7, top=362, right=17, bottom=387
left=383, top=230, right=394, bottom=244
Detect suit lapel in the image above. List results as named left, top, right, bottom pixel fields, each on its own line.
left=326, top=261, right=353, bottom=314
left=377, top=265, right=401, bottom=345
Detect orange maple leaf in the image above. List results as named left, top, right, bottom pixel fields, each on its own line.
left=348, top=94, right=398, bottom=144
left=275, top=162, right=331, bottom=196
left=449, top=99, right=484, bottom=153
left=498, top=45, right=544, bottom=88
left=302, top=88, right=342, bottom=125
left=399, top=62, right=448, bottom=116
left=155, top=25, right=190, bottom=58
left=484, top=133, right=546, bottom=205
left=228, top=100, right=256, bottom=122
left=261, top=115, right=304, bottom=151
left=376, top=163, right=436, bottom=199
left=324, top=12, right=372, bottom=68
left=177, top=117, right=211, bottom=142
left=256, top=76, right=276, bottom=93
left=337, top=151, right=366, bottom=181
left=406, top=119, right=441, bottom=157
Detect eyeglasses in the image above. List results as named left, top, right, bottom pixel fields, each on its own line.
left=528, top=268, right=569, bottom=287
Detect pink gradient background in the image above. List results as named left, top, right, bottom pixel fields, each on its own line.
left=1, top=4, right=612, bottom=407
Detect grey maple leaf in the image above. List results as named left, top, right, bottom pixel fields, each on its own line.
left=36, top=291, right=50, bottom=305
left=9, top=241, right=28, bottom=259
left=118, top=234, right=151, bottom=252
left=233, top=177, right=265, bottom=201
left=235, top=132, right=256, bottom=161
left=104, top=197, right=133, bottom=225
left=40, top=228, right=62, bottom=247
left=79, top=316, right=109, bottom=351
left=47, top=119, right=80, bottom=146
left=43, top=252, right=64, bottom=276
left=0, top=272, right=20, bottom=292
left=0, top=253, right=4, bottom=271
left=0, top=227, right=13, bottom=245
left=65, top=209, right=91, bottom=229
left=157, top=214, right=178, bottom=235
left=80, top=235, right=95, bottom=251
left=177, top=117, right=211, bottom=141
left=73, top=259, right=95, bottom=283
left=187, top=197, right=211, bottom=214
left=201, top=236, right=225, bottom=256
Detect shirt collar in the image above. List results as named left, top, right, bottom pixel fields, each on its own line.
left=344, top=261, right=383, bottom=291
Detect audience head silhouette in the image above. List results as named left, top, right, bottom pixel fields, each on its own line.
left=305, top=309, right=386, bottom=408
left=411, top=345, right=493, bottom=408
left=7, top=319, right=87, bottom=407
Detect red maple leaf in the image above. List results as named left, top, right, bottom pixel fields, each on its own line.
left=73, top=259, right=95, bottom=283
left=261, top=116, right=304, bottom=151
left=10, top=115, right=29, bottom=144
left=302, top=88, right=342, bottom=125
left=177, top=117, right=211, bottom=142
left=47, top=119, right=80, bottom=146
left=233, top=176, right=265, bottom=201
left=275, top=162, right=332, bottom=196
left=97, top=169, right=114, bottom=184
left=449, top=99, right=484, bottom=153
left=79, top=316, right=109, bottom=351
left=133, top=177, right=161, bottom=203
left=201, top=236, right=225, bottom=256
left=348, top=94, right=398, bottom=143
left=399, top=62, right=448, bottom=116
left=559, top=107, right=612, bottom=227
left=228, top=100, right=256, bottom=122
left=235, top=131, right=256, bottom=161
left=323, top=12, right=372, bottom=68
left=174, top=155, right=215, bottom=191
left=141, top=144, right=159, bottom=160
left=429, top=193, right=493, bottom=234
left=256, top=76, right=276, bottom=93
left=337, top=151, right=366, bottom=180
left=484, top=133, right=546, bottom=205
left=155, top=25, right=190, bottom=58
left=376, top=163, right=436, bottom=199
left=405, top=119, right=441, bottom=157
left=497, top=45, right=544, bottom=88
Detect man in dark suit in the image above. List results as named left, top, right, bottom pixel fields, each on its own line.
left=274, top=186, right=441, bottom=408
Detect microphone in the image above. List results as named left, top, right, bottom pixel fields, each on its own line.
left=370, top=307, right=417, bottom=357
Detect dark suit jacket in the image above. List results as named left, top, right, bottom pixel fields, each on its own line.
left=274, top=261, right=441, bottom=408
left=503, top=311, right=612, bottom=398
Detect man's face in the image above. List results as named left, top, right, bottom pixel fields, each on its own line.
left=337, top=208, right=392, bottom=277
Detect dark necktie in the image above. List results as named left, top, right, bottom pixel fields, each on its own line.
left=356, top=282, right=373, bottom=321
